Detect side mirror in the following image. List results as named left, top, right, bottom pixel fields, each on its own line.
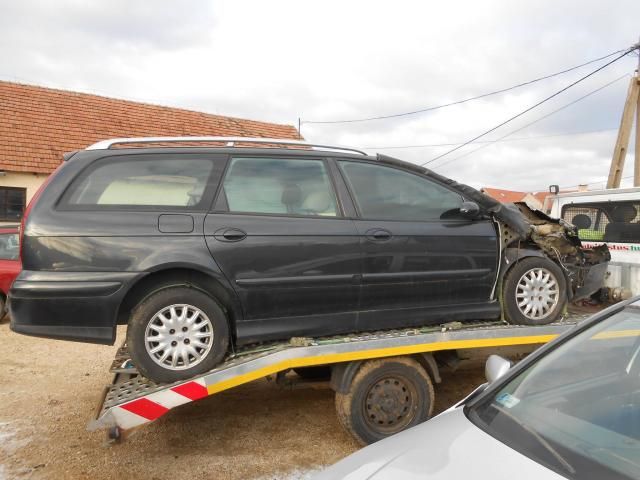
left=485, top=355, right=511, bottom=384
left=459, top=201, right=480, bottom=219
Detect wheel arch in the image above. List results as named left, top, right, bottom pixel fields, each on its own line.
left=502, top=245, right=572, bottom=299
left=115, top=265, right=242, bottom=341
left=330, top=352, right=441, bottom=394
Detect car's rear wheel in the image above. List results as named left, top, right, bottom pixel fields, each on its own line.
left=503, top=257, right=567, bottom=326
left=127, top=287, right=229, bottom=383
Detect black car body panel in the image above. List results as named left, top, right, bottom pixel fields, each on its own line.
left=10, top=271, right=140, bottom=344
left=9, top=146, right=609, bottom=346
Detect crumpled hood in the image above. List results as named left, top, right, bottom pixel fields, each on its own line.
left=314, top=408, right=562, bottom=480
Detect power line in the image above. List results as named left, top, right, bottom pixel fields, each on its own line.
left=422, top=47, right=637, bottom=166
left=430, top=73, right=630, bottom=170
left=301, top=49, right=626, bottom=125
left=365, top=128, right=618, bottom=150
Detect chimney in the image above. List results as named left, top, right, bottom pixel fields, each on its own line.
left=577, top=184, right=588, bottom=192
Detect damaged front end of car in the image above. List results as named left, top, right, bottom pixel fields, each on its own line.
left=411, top=161, right=611, bottom=303
left=496, top=202, right=611, bottom=302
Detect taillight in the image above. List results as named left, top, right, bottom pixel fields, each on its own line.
left=19, top=164, right=63, bottom=262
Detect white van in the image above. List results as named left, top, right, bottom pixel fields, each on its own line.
left=548, top=186, right=640, bottom=295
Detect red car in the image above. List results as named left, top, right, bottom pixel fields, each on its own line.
left=0, top=226, right=21, bottom=318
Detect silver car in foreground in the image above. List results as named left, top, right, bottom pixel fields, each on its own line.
left=316, top=299, right=640, bottom=480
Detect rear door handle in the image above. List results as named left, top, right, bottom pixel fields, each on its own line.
left=365, top=228, right=393, bottom=242
left=213, top=227, right=247, bottom=242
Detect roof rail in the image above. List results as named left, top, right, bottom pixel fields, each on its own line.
left=85, top=137, right=368, bottom=156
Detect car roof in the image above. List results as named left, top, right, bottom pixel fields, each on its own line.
left=68, top=143, right=428, bottom=175
left=69, top=136, right=528, bottom=228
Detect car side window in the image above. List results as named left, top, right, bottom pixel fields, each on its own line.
left=339, top=161, right=463, bottom=221
left=62, top=156, right=216, bottom=209
left=0, top=232, right=19, bottom=260
left=221, top=157, right=339, bottom=217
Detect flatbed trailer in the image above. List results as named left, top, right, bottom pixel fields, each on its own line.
left=90, top=314, right=588, bottom=445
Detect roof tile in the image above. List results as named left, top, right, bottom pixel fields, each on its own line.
left=0, top=81, right=301, bottom=173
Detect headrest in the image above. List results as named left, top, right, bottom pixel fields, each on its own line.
left=571, top=213, right=592, bottom=230
left=281, top=183, right=302, bottom=207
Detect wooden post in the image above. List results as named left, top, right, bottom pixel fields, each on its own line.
left=607, top=76, right=639, bottom=188
left=636, top=74, right=640, bottom=186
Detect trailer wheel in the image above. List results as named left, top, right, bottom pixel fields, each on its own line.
left=335, top=357, right=434, bottom=445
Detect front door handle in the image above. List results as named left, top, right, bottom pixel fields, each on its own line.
left=214, top=227, right=247, bottom=242
left=365, top=228, right=393, bottom=242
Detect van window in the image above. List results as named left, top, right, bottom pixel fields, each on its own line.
left=562, top=201, right=640, bottom=243
left=222, top=157, right=339, bottom=217
left=64, top=157, right=215, bottom=209
left=339, top=161, right=462, bottom=221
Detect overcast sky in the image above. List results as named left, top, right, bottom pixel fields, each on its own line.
left=1, top=0, right=639, bottom=191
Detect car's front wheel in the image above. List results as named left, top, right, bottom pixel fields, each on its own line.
left=127, top=287, right=229, bottom=383
left=503, top=257, right=567, bottom=326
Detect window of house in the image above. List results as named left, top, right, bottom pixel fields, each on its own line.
left=562, top=201, right=640, bottom=243
left=221, top=157, right=339, bottom=217
left=339, top=161, right=462, bottom=221
left=63, top=157, right=215, bottom=209
left=0, top=187, right=26, bottom=221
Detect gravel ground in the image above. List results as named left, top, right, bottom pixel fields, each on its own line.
left=0, top=319, right=493, bottom=480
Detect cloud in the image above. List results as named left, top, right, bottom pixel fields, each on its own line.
left=0, top=0, right=638, bottom=191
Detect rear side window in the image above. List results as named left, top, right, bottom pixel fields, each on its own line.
left=562, top=201, right=640, bottom=243
left=0, top=232, right=19, bottom=260
left=221, top=157, right=339, bottom=217
left=339, top=161, right=462, bottom=221
left=0, top=187, right=26, bottom=221
left=62, top=156, right=216, bottom=209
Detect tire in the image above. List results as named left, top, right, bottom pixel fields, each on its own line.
left=335, top=357, right=434, bottom=446
left=127, top=286, right=229, bottom=383
left=503, top=256, right=567, bottom=326
left=294, top=366, right=332, bottom=380
left=0, top=296, right=5, bottom=321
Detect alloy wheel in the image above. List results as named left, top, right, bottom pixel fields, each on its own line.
left=515, top=267, right=559, bottom=320
left=144, top=304, right=214, bottom=371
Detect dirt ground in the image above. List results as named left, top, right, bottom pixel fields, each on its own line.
left=0, top=319, right=493, bottom=480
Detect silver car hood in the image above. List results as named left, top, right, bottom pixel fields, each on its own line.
left=315, top=408, right=563, bottom=480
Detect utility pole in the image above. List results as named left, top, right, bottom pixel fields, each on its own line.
left=636, top=42, right=640, bottom=186
left=607, top=39, right=640, bottom=188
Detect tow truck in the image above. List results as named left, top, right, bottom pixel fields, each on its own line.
left=90, top=312, right=590, bottom=445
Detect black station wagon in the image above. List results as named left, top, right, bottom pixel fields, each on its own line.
left=10, top=137, right=610, bottom=383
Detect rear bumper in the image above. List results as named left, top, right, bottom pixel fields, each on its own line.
left=9, top=271, right=141, bottom=345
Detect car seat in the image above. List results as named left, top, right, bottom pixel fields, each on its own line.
left=604, top=204, right=640, bottom=242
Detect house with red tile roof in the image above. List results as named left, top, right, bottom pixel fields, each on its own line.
left=0, top=81, right=301, bottom=223
left=481, top=187, right=544, bottom=210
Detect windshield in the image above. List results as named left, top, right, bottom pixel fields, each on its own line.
left=467, top=308, right=640, bottom=480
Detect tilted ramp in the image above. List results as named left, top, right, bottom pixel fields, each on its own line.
left=89, top=316, right=587, bottom=435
